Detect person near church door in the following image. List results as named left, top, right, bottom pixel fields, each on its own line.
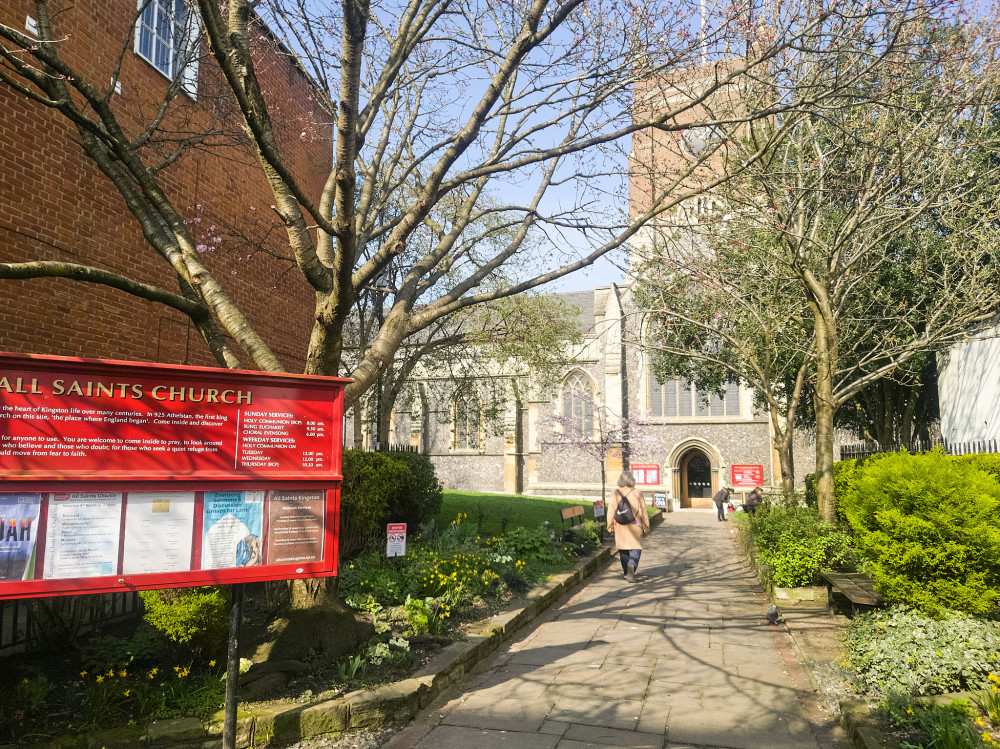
left=607, top=470, right=650, bottom=582
left=713, top=486, right=733, bottom=522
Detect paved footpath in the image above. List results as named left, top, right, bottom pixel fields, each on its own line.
left=382, top=509, right=847, bottom=749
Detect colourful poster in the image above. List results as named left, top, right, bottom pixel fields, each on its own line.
left=202, top=491, right=264, bottom=569
left=122, top=491, right=196, bottom=574
left=0, top=493, right=42, bottom=581
left=265, top=490, right=325, bottom=566
left=43, top=492, right=123, bottom=579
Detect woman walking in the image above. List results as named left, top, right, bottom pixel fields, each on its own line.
left=607, top=470, right=651, bottom=582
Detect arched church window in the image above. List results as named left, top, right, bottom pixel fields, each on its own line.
left=454, top=387, right=481, bottom=450
left=562, top=371, right=594, bottom=437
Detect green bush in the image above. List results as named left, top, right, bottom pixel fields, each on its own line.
left=840, top=450, right=1000, bottom=616
left=501, top=525, right=555, bottom=560
left=804, top=455, right=889, bottom=518
left=341, top=450, right=414, bottom=557
left=746, top=504, right=856, bottom=587
left=846, top=606, right=1000, bottom=696
left=804, top=472, right=817, bottom=508
left=566, top=520, right=601, bottom=555
left=952, top=453, right=1000, bottom=484
left=340, top=552, right=413, bottom=604
left=383, top=451, right=443, bottom=529
left=79, top=625, right=164, bottom=671
left=139, top=587, right=230, bottom=659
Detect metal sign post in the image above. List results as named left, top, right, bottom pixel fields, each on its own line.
left=223, top=583, right=244, bottom=749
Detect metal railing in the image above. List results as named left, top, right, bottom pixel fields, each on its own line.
left=839, top=438, right=999, bottom=462
left=369, top=442, right=418, bottom=453
left=0, top=591, right=142, bottom=656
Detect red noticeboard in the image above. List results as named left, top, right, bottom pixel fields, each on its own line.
left=731, top=464, right=764, bottom=487
left=0, top=351, right=349, bottom=600
left=631, top=464, right=660, bottom=485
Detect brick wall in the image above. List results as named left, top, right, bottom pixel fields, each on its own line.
left=0, top=1, right=332, bottom=371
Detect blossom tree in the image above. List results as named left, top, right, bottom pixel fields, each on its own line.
left=541, top=386, right=668, bottom=503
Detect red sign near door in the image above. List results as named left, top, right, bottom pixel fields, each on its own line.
left=730, top=464, right=764, bottom=487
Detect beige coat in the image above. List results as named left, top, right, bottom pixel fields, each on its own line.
left=607, top=487, right=650, bottom=550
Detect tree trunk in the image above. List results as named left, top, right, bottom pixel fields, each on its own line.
left=351, top=403, right=364, bottom=449
left=775, top=434, right=796, bottom=503
left=768, top=409, right=797, bottom=502
left=254, top=577, right=373, bottom=665
left=290, top=576, right=340, bottom=610
left=812, top=313, right=839, bottom=523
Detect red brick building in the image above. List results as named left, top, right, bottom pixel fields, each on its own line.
left=0, top=1, right=331, bottom=371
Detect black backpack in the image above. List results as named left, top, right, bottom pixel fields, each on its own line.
left=614, top=490, right=636, bottom=524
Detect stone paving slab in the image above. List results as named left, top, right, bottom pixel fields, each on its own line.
left=562, top=723, right=665, bottom=747
left=416, top=724, right=561, bottom=749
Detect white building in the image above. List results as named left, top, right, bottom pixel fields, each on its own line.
left=937, top=327, right=1000, bottom=444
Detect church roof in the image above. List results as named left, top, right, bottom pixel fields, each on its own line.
left=555, top=290, right=596, bottom=332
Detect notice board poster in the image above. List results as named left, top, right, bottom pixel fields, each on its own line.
left=202, top=491, right=265, bottom=569
left=0, top=493, right=41, bottom=581
left=122, top=491, right=196, bottom=574
left=43, top=492, right=123, bottom=579
left=266, top=490, right=325, bottom=567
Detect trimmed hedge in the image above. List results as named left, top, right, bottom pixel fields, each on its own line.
left=804, top=453, right=888, bottom=515
left=951, top=453, right=1000, bottom=483
left=382, top=450, right=443, bottom=529
left=340, top=450, right=414, bottom=558
left=839, top=450, right=1000, bottom=616
left=340, top=450, right=444, bottom=558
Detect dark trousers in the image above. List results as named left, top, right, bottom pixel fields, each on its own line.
left=619, top=549, right=641, bottom=575
left=716, top=502, right=726, bottom=521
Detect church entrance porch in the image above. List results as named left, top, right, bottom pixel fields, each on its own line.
left=668, top=440, right=722, bottom=509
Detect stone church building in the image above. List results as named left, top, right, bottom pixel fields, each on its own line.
left=380, top=280, right=817, bottom=507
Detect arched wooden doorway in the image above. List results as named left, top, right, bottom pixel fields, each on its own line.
left=680, top=448, right=715, bottom=508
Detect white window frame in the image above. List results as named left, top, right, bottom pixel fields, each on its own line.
left=134, top=0, right=201, bottom=98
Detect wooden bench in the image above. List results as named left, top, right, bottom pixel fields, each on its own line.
left=821, top=572, right=883, bottom=615
left=560, top=505, right=585, bottom=535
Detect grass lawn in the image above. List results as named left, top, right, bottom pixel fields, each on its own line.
left=435, top=489, right=596, bottom=537
left=435, top=489, right=658, bottom=537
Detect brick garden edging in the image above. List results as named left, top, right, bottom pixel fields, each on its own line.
left=59, top=511, right=664, bottom=749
